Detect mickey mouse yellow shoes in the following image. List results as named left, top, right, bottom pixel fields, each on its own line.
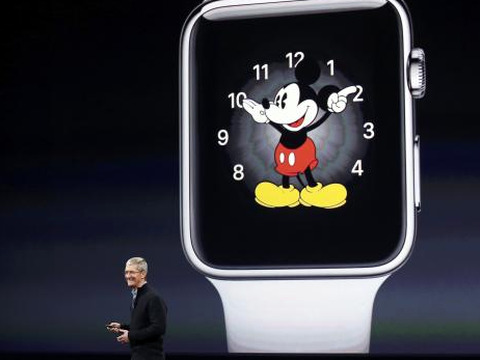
left=255, top=182, right=300, bottom=208
left=300, top=183, right=347, bottom=209
left=254, top=181, right=347, bottom=209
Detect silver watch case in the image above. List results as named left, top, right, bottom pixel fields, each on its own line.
left=180, top=0, right=419, bottom=279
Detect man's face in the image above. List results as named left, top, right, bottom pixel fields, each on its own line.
left=124, top=264, right=146, bottom=288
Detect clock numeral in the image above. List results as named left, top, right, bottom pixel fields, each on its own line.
left=253, top=64, right=269, bottom=80
left=353, top=86, right=364, bottom=102
left=327, top=59, right=335, bottom=76
left=352, top=160, right=364, bottom=176
left=286, top=51, right=305, bottom=68
left=363, top=122, right=375, bottom=139
left=228, top=92, right=247, bottom=108
left=233, top=164, right=245, bottom=181
left=217, top=129, right=229, bottom=146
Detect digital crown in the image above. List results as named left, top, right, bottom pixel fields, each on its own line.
left=408, top=48, right=426, bottom=99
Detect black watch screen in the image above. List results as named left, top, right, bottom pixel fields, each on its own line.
left=186, top=3, right=408, bottom=268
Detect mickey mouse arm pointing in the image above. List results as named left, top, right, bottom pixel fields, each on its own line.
left=305, top=85, right=358, bottom=132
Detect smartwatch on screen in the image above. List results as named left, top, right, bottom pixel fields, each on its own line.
left=180, top=0, right=426, bottom=353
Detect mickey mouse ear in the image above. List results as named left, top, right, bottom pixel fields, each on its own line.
left=295, top=57, right=321, bottom=85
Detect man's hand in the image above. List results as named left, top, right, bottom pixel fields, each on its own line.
left=106, top=322, right=121, bottom=333
left=116, top=329, right=130, bottom=344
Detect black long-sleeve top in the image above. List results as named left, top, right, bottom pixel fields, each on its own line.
left=121, top=283, right=167, bottom=359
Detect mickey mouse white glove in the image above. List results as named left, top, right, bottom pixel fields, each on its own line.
left=242, top=98, right=269, bottom=123
left=327, top=85, right=358, bottom=113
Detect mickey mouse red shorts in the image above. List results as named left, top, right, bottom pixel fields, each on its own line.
left=274, top=137, right=318, bottom=176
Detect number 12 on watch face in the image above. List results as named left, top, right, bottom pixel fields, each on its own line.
left=218, top=53, right=375, bottom=210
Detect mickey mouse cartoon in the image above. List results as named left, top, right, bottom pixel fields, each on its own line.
left=242, top=58, right=359, bottom=209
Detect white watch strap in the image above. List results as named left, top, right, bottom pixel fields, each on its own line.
left=208, top=275, right=389, bottom=353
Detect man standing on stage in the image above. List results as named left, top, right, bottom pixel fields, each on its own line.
left=107, top=257, right=167, bottom=360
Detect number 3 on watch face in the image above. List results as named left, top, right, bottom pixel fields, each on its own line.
left=219, top=54, right=373, bottom=209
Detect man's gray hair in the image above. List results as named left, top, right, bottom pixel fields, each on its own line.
left=126, top=257, right=148, bottom=274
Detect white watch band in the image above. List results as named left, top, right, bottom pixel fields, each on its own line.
left=208, top=275, right=389, bottom=353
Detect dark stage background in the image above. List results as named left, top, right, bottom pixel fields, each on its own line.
left=1, top=0, right=479, bottom=357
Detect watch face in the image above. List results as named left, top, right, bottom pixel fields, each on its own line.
left=183, top=2, right=410, bottom=269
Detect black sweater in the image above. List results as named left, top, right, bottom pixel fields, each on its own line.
left=122, top=284, right=167, bottom=359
